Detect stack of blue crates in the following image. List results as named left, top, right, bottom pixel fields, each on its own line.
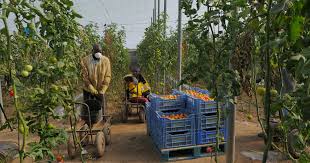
left=147, top=93, right=196, bottom=149
left=173, top=87, right=227, bottom=145
left=147, top=87, right=227, bottom=151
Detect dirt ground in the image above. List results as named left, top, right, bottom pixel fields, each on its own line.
left=0, top=93, right=293, bottom=163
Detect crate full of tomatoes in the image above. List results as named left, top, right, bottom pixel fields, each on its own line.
left=173, top=89, right=219, bottom=115
left=149, top=93, right=186, bottom=111
left=151, top=109, right=195, bottom=149
left=154, top=110, right=195, bottom=133
left=172, top=88, right=228, bottom=146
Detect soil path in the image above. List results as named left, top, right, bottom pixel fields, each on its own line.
left=0, top=94, right=293, bottom=163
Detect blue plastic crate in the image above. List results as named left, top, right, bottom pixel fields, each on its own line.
left=196, top=114, right=226, bottom=130
left=153, top=110, right=195, bottom=133
left=172, top=87, right=210, bottom=95
left=146, top=103, right=158, bottom=138
left=174, top=87, right=210, bottom=94
left=172, top=89, right=184, bottom=95
left=146, top=102, right=152, bottom=135
left=153, top=130, right=195, bottom=149
left=186, top=86, right=210, bottom=95
left=173, top=89, right=218, bottom=114
left=186, top=95, right=218, bottom=114
left=196, top=129, right=227, bottom=145
left=175, top=87, right=210, bottom=95
left=149, top=93, right=186, bottom=111
left=193, top=87, right=210, bottom=95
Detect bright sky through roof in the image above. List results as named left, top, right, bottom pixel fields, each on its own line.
left=74, top=0, right=188, bottom=49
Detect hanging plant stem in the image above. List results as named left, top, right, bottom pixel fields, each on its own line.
left=262, top=0, right=273, bottom=162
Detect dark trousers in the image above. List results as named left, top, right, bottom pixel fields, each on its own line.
left=82, top=90, right=106, bottom=123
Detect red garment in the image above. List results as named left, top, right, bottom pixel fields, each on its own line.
left=129, top=97, right=149, bottom=103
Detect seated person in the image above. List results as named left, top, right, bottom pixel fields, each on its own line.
left=125, top=66, right=150, bottom=103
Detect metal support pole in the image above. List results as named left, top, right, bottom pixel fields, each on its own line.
left=226, top=99, right=236, bottom=163
left=162, top=0, right=167, bottom=94
left=158, top=0, right=160, bottom=21
left=177, top=0, right=182, bottom=91
left=226, top=5, right=237, bottom=163
left=153, top=9, right=155, bottom=24
left=154, top=0, right=157, bottom=23
left=164, top=0, right=167, bottom=35
left=0, top=76, right=5, bottom=125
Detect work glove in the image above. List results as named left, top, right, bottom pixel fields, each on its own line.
left=99, top=85, right=108, bottom=95
left=88, top=85, right=98, bottom=95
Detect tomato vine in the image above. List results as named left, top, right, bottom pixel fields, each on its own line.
left=0, top=0, right=93, bottom=162
left=182, top=0, right=310, bottom=162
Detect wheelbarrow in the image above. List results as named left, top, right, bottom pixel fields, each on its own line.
left=67, top=96, right=112, bottom=159
left=122, top=74, right=146, bottom=123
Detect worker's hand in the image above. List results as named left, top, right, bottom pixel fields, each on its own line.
left=98, top=90, right=105, bottom=95
left=88, top=85, right=98, bottom=95
left=99, top=86, right=108, bottom=95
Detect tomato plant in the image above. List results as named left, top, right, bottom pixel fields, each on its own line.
left=241, top=0, right=310, bottom=161
left=137, top=16, right=179, bottom=93
left=98, top=23, right=130, bottom=103
left=0, top=0, right=92, bottom=162
left=181, top=0, right=310, bottom=162
left=181, top=1, right=243, bottom=162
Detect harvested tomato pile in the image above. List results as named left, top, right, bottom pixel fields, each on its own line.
left=160, top=95, right=178, bottom=100
left=162, top=113, right=187, bottom=120
left=184, top=90, right=214, bottom=102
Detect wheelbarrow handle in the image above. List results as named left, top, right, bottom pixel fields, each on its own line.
left=73, top=102, right=94, bottom=144
left=73, top=102, right=92, bottom=129
left=0, top=103, right=13, bottom=131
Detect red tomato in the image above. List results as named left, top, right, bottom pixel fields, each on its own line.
left=56, top=154, right=64, bottom=163
left=206, top=147, right=213, bottom=153
left=9, top=89, right=14, bottom=97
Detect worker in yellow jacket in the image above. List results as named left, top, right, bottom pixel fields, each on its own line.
left=81, top=44, right=111, bottom=117
left=125, top=66, right=150, bottom=103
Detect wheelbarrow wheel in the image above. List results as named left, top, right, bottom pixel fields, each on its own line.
left=122, top=105, right=128, bottom=123
left=96, top=131, right=106, bottom=157
left=139, top=108, right=146, bottom=123
left=288, top=129, right=304, bottom=159
left=67, top=134, right=76, bottom=159
left=104, top=127, right=112, bottom=145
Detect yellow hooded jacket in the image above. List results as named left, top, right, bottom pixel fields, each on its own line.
left=126, top=74, right=150, bottom=98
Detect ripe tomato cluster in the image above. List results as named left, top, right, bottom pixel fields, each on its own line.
left=184, top=90, right=214, bottom=102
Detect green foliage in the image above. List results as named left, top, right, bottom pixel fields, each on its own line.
left=103, top=23, right=129, bottom=98
left=299, top=152, right=310, bottom=163
left=137, top=18, right=166, bottom=75
left=103, top=24, right=129, bottom=75
left=137, top=16, right=178, bottom=92
left=82, top=23, right=101, bottom=50
left=0, top=0, right=97, bottom=161
left=181, top=1, right=244, bottom=162
left=182, top=0, right=243, bottom=99
left=240, top=0, right=310, bottom=161
left=182, top=0, right=310, bottom=161
left=26, top=128, right=67, bottom=161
